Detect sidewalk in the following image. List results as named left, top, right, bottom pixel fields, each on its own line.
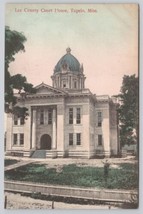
left=4, top=155, right=137, bottom=169
left=4, top=160, right=34, bottom=172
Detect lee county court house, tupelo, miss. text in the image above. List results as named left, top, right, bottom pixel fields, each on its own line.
left=6, top=48, right=120, bottom=159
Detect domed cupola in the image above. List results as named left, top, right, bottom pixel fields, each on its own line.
left=54, top=48, right=80, bottom=73
left=51, top=48, right=86, bottom=90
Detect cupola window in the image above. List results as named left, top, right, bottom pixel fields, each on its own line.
left=63, top=81, right=66, bottom=88
left=74, top=81, right=77, bottom=89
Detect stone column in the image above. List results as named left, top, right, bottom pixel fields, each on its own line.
left=52, top=108, right=57, bottom=149
left=57, top=103, right=65, bottom=157
left=68, top=75, right=70, bottom=88
left=58, top=76, right=60, bottom=88
left=23, top=107, right=31, bottom=157
left=69, top=76, right=71, bottom=89
left=81, top=77, right=83, bottom=89
left=79, top=78, right=81, bottom=89
left=32, top=109, right=36, bottom=149
left=83, top=78, right=85, bottom=88
left=78, top=78, right=80, bottom=89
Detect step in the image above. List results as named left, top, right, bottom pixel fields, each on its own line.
left=31, top=150, right=46, bottom=158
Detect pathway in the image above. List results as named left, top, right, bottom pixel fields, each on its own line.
left=4, top=160, right=34, bottom=172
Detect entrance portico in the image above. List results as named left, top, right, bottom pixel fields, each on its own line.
left=31, top=106, right=57, bottom=152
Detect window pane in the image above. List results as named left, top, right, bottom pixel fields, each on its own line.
left=20, top=117, right=24, bottom=125
left=98, top=112, right=102, bottom=127
left=69, top=108, right=73, bottom=124
left=76, top=133, right=81, bottom=145
left=69, top=133, right=73, bottom=145
left=20, top=134, right=24, bottom=145
left=14, top=115, right=18, bottom=125
left=48, top=109, right=52, bottom=124
left=98, top=122, right=102, bottom=127
left=40, top=110, right=44, bottom=125
left=13, top=134, right=17, bottom=145
left=76, top=108, right=81, bottom=124
left=98, top=135, right=102, bottom=146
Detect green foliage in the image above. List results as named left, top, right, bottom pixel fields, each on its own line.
left=13, top=106, right=29, bottom=119
left=5, top=163, right=138, bottom=190
left=118, top=75, right=139, bottom=146
left=5, top=26, right=36, bottom=119
left=5, top=26, right=26, bottom=67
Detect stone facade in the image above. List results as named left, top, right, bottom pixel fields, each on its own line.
left=6, top=48, right=119, bottom=158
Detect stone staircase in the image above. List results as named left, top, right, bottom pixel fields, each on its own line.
left=31, top=150, right=46, bottom=158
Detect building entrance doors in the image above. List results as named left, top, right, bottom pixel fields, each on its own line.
left=40, top=134, right=52, bottom=150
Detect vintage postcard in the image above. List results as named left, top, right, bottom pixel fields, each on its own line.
left=4, top=3, right=139, bottom=209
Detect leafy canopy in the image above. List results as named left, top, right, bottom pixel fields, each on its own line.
left=118, top=74, right=139, bottom=146
left=5, top=26, right=36, bottom=119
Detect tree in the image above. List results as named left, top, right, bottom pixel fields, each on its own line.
left=5, top=26, right=36, bottom=119
left=118, top=75, right=139, bottom=146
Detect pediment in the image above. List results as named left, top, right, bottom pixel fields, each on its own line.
left=35, top=83, right=67, bottom=95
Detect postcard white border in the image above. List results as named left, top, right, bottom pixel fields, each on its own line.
left=0, top=0, right=142, bottom=214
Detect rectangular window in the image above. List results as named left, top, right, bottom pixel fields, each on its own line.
left=48, top=109, right=52, bottom=124
left=20, top=134, right=24, bottom=145
left=76, top=133, right=81, bottom=145
left=98, top=135, right=102, bottom=146
left=69, top=108, right=73, bottom=124
left=13, top=134, right=18, bottom=145
left=69, top=133, right=73, bottom=145
left=20, top=117, right=24, bottom=125
left=40, top=109, right=44, bottom=125
left=63, top=81, right=66, bottom=88
left=76, top=108, right=81, bottom=124
left=98, top=112, right=102, bottom=127
left=14, top=115, right=18, bottom=125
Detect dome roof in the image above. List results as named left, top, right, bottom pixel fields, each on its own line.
left=54, top=48, right=80, bottom=73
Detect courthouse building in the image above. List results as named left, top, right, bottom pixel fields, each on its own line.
left=6, top=48, right=119, bottom=158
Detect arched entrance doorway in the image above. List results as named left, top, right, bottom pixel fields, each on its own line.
left=40, top=134, right=52, bottom=150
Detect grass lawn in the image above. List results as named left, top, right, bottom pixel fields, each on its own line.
left=5, top=163, right=138, bottom=190
left=5, top=159, right=19, bottom=167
